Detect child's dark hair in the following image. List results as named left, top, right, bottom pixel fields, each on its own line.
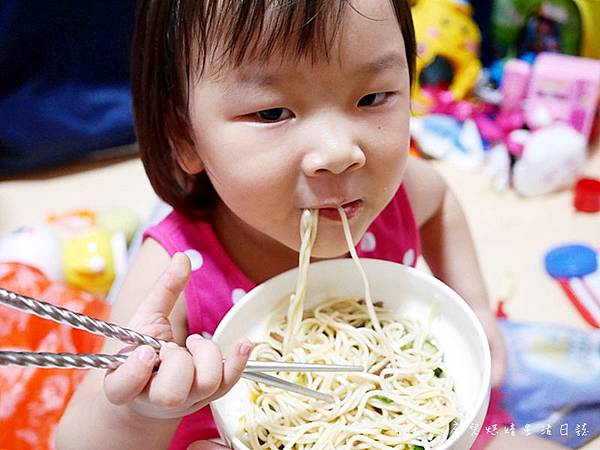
left=132, top=0, right=416, bottom=218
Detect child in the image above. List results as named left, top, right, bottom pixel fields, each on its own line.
left=58, top=1, right=568, bottom=449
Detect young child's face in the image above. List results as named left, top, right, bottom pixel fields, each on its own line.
left=184, top=0, right=410, bottom=258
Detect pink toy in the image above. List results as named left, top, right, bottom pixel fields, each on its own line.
left=500, top=59, right=531, bottom=114
left=426, top=89, right=506, bottom=145
left=505, top=129, right=529, bottom=158
left=525, top=53, right=600, bottom=140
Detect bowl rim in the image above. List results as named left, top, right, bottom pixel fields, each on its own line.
left=211, top=258, right=492, bottom=449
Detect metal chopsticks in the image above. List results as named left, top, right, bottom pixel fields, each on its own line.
left=0, top=287, right=362, bottom=401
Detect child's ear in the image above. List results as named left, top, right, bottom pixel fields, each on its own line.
left=176, top=149, right=204, bottom=174
left=172, top=139, right=204, bottom=174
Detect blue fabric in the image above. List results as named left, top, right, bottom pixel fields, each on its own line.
left=500, top=320, right=600, bottom=447
left=0, top=1, right=137, bottom=175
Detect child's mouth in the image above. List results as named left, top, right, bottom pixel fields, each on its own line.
left=318, top=200, right=363, bottom=221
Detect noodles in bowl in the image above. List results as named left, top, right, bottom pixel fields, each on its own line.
left=247, top=297, right=458, bottom=449
left=211, top=211, right=491, bottom=450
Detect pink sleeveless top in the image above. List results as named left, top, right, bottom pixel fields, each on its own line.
left=144, top=185, right=421, bottom=449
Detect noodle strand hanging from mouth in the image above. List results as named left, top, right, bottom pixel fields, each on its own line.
left=336, top=205, right=382, bottom=334
left=283, top=209, right=318, bottom=352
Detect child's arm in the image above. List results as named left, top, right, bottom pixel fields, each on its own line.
left=403, top=157, right=507, bottom=387
left=56, top=240, right=251, bottom=449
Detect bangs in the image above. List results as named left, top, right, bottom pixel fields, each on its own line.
left=184, top=1, right=349, bottom=78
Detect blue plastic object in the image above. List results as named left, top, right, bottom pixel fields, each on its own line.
left=544, top=244, right=598, bottom=279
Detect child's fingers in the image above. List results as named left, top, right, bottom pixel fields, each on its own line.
left=147, top=343, right=195, bottom=407
left=134, top=252, right=191, bottom=320
left=104, top=345, right=157, bottom=405
left=211, top=338, right=252, bottom=399
left=186, top=335, right=224, bottom=400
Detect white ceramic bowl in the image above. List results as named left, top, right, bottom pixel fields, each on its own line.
left=211, top=258, right=491, bottom=450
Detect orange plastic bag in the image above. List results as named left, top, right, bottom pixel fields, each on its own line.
left=0, top=263, right=110, bottom=450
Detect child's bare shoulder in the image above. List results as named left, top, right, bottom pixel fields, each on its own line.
left=403, top=157, right=447, bottom=227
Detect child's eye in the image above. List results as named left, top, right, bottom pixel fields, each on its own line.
left=255, top=108, right=293, bottom=122
left=357, top=92, right=391, bottom=107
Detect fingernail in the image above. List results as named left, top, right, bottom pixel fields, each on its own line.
left=188, top=333, right=204, bottom=341
left=136, top=346, right=156, bottom=364
left=164, top=341, right=180, bottom=349
left=239, top=340, right=253, bottom=357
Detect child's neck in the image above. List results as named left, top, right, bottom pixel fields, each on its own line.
left=210, top=201, right=301, bottom=285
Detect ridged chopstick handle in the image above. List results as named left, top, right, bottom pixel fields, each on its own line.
left=0, top=287, right=162, bottom=350
left=0, top=350, right=128, bottom=370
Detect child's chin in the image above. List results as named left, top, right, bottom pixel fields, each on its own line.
left=310, top=240, right=353, bottom=260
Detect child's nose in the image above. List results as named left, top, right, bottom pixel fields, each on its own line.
left=300, top=123, right=366, bottom=176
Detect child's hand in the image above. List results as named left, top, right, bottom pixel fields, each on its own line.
left=472, top=305, right=507, bottom=388
left=103, top=252, right=253, bottom=419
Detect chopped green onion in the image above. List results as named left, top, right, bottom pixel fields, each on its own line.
left=448, top=418, right=460, bottom=438
left=373, top=395, right=394, bottom=404
left=423, top=341, right=438, bottom=354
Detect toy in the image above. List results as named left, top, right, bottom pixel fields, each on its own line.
left=491, top=0, right=600, bottom=60
left=497, top=53, right=600, bottom=143
left=47, top=208, right=139, bottom=243
left=47, top=208, right=138, bottom=296
left=504, top=128, right=529, bottom=158
left=97, top=208, right=140, bottom=244
left=411, top=114, right=485, bottom=170
left=544, top=243, right=600, bottom=328
left=484, top=143, right=511, bottom=191
left=525, top=53, right=600, bottom=140
left=0, top=208, right=137, bottom=298
left=519, top=8, right=564, bottom=54
left=410, top=114, right=463, bottom=159
left=499, top=58, right=531, bottom=114
left=574, top=177, right=600, bottom=213
left=512, top=123, right=586, bottom=196
left=62, top=229, right=120, bottom=297
left=47, top=209, right=96, bottom=233
left=0, top=225, right=63, bottom=280
left=411, top=0, right=482, bottom=112
left=573, top=0, right=600, bottom=58
left=427, top=90, right=509, bottom=146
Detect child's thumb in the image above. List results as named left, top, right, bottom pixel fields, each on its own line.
left=104, top=345, right=157, bottom=405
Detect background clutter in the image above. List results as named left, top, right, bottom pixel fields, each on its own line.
left=409, top=0, right=600, bottom=200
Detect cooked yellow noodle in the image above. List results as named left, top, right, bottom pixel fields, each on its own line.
left=283, top=209, right=318, bottom=352
left=241, top=208, right=458, bottom=450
